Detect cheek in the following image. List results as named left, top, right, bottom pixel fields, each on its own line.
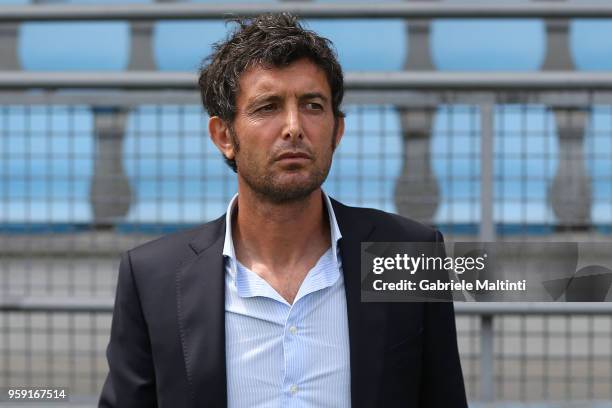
left=235, top=135, right=272, bottom=165
left=245, top=115, right=285, bottom=133
left=238, top=119, right=282, bottom=147
left=303, top=120, right=336, bottom=150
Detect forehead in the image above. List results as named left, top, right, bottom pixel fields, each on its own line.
left=237, top=58, right=331, bottom=103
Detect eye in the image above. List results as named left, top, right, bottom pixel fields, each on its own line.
left=257, top=104, right=276, bottom=113
left=306, top=102, right=323, bottom=111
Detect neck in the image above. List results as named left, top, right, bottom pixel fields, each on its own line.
left=232, top=186, right=331, bottom=271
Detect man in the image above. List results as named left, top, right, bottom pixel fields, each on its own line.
left=100, top=13, right=467, bottom=408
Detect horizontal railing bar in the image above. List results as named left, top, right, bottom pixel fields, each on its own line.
left=0, top=72, right=195, bottom=90
left=1, top=3, right=612, bottom=22
left=455, top=302, right=612, bottom=315
left=2, top=72, right=612, bottom=91
left=2, top=297, right=612, bottom=314
left=0, top=296, right=113, bottom=313
left=0, top=90, right=609, bottom=108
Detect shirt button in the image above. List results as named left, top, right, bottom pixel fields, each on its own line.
left=290, top=384, right=298, bottom=395
left=289, top=326, right=298, bottom=335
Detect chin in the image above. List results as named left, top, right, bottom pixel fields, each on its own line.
left=265, top=179, right=321, bottom=202
left=274, top=170, right=314, bottom=184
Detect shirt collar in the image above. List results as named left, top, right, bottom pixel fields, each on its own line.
left=222, top=190, right=342, bottom=286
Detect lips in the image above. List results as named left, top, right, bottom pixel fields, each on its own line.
left=276, top=152, right=312, bottom=161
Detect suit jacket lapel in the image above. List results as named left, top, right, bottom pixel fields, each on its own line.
left=331, top=198, right=388, bottom=408
left=176, top=216, right=227, bottom=408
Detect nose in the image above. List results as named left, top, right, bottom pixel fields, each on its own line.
left=283, top=103, right=303, bottom=142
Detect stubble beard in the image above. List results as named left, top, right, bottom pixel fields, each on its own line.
left=230, top=127, right=336, bottom=205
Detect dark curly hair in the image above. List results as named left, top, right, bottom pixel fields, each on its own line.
left=198, top=13, right=345, bottom=172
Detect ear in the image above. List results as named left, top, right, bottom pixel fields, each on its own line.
left=208, top=116, right=235, bottom=160
left=333, top=116, right=345, bottom=148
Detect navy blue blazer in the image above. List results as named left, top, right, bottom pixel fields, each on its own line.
left=99, top=198, right=468, bottom=408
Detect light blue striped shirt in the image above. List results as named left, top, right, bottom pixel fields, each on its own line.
left=223, top=192, right=351, bottom=408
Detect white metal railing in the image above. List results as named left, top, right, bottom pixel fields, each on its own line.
left=2, top=3, right=611, bottom=403
left=3, top=296, right=612, bottom=314
left=1, top=2, right=612, bottom=21
left=2, top=296, right=612, bottom=402
left=3, top=71, right=612, bottom=90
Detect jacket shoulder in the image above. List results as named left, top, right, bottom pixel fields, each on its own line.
left=335, top=200, right=440, bottom=242
left=128, top=225, right=200, bottom=258
left=126, top=215, right=224, bottom=272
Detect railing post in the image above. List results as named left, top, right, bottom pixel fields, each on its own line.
left=394, top=0, right=440, bottom=223
left=549, top=108, right=591, bottom=228
left=537, top=0, right=592, bottom=229
left=127, top=19, right=157, bottom=70
left=480, top=103, right=495, bottom=242
left=480, top=314, right=494, bottom=402
left=89, top=0, right=173, bottom=226
left=89, top=109, right=132, bottom=227
left=0, top=23, right=19, bottom=70
left=479, top=106, right=498, bottom=408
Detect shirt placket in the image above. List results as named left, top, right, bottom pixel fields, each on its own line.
left=281, top=299, right=304, bottom=407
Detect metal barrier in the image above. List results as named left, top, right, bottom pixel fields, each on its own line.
left=2, top=1, right=612, bottom=404
left=4, top=87, right=611, bottom=402
left=2, top=2, right=612, bottom=21
left=3, top=299, right=612, bottom=402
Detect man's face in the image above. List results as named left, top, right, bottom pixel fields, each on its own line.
left=228, top=58, right=343, bottom=203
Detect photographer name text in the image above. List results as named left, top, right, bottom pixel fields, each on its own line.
left=372, top=279, right=527, bottom=292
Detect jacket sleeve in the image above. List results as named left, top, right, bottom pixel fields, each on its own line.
left=418, top=230, right=468, bottom=407
left=99, top=251, right=158, bottom=408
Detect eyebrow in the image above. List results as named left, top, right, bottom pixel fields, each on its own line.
left=300, top=93, right=328, bottom=103
left=246, top=94, right=282, bottom=110
left=246, top=92, right=329, bottom=110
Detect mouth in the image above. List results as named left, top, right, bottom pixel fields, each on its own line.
left=275, top=152, right=312, bottom=162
